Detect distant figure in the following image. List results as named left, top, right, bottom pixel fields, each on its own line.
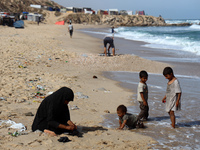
left=68, top=22, right=73, bottom=38
left=37, top=17, right=40, bottom=25
left=162, top=67, right=182, bottom=128
left=117, top=105, right=144, bottom=130
left=20, top=14, right=23, bottom=20
left=111, top=26, right=115, bottom=37
left=32, top=87, right=78, bottom=136
left=103, top=36, right=115, bottom=56
left=137, top=70, right=149, bottom=121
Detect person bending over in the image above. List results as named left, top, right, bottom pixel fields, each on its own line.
left=103, top=36, right=115, bottom=56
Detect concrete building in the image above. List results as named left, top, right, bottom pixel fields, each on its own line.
left=108, top=9, right=118, bottom=15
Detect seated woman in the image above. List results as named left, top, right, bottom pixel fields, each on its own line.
left=32, top=87, right=77, bottom=136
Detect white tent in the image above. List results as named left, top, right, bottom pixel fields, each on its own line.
left=27, top=13, right=43, bottom=22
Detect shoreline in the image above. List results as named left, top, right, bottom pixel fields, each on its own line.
left=0, top=22, right=169, bottom=149
left=80, top=24, right=200, bottom=149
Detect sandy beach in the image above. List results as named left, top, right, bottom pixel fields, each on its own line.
left=0, top=12, right=170, bottom=150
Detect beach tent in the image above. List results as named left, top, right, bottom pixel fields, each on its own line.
left=55, top=21, right=65, bottom=25
left=14, top=20, right=24, bottom=28
left=27, top=13, right=42, bottom=22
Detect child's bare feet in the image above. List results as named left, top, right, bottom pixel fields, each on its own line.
left=44, top=129, right=57, bottom=136
left=171, top=124, right=175, bottom=128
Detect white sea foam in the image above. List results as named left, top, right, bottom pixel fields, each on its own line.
left=165, top=19, right=200, bottom=24
left=189, top=24, right=200, bottom=30
left=116, top=25, right=200, bottom=56
left=83, top=25, right=200, bottom=56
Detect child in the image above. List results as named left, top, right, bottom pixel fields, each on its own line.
left=111, top=26, right=115, bottom=37
left=117, top=105, right=144, bottom=129
left=137, top=70, right=149, bottom=121
left=162, top=67, right=182, bottom=128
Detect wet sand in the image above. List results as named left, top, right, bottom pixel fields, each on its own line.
left=82, top=27, right=200, bottom=149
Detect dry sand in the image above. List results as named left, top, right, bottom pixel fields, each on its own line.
left=0, top=12, right=169, bottom=150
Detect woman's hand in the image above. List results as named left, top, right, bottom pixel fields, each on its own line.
left=66, top=125, right=76, bottom=130
left=67, top=120, right=77, bottom=130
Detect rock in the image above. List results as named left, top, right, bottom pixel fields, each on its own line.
left=104, top=110, right=110, bottom=113
left=24, top=112, right=34, bottom=116
left=64, top=14, right=192, bottom=27
left=93, top=75, right=98, bottom=79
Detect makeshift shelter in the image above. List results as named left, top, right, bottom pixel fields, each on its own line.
left=108, top=9, right=118, bottom=15
left=119, top=10, right=128, bottom=15
left=83, top=7, right=94, bottom=14
left=66, top=7, right=82, bottom=13
left=1, top=15, right=15, bottom=26
left=97, top=10, right=108, bottom=15
left=74, top=7, right=82, bottom=13
left=127, top=11, right=133, bottom=15
left=48, top=7, right=54, bottom=11
left=27, top=13, right=43, bottom=22
left=55, top=21, right=65, bottom=25
left=136, top=11, right=145, bottom=15
left=60, top=8, right=67, bottom=13
left=14, top=20, right=24, bottom=28
left=22, top=12, right=29, bottom=20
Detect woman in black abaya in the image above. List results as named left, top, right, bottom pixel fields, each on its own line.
left=32, top=87, right=77, bottom=136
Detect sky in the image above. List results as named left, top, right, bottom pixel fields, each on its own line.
left=53, top=0, right=200, bottom=19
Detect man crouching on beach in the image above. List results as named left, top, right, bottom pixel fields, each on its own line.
left=103, top=36, right=115, bottom=56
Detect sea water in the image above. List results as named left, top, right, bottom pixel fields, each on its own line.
left=101, top=72, right=200, bottom=149
left=82, top=19, right=200, bottom=149
left=117, top=20, right=200, bottom=55
left=83, top=19, right=200, bottom=58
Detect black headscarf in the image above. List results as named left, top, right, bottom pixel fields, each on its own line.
left=32, top=87, right=74, bottom=132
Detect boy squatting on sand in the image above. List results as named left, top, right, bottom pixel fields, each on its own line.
left=137, top=71, right=149, bottom=121
left=162, top=67, right=182, bottom=128
left=117, top=105, right=144, bottom=129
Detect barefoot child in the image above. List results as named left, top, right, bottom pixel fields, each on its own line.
left=117, top=105, right=144, bottom=129
left=162, top=67, right=182, bottom=128
left=137, top=70, right=149, bottom=121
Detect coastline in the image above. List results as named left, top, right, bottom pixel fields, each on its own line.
left=0, top=22, right=170, bottom=149
left=81, top=24, right=200, bottom=149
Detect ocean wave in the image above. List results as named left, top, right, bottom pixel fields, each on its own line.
left=165, top=19, right=200, bottom=24
left=189, top=24, right=200, bottom=30
left=116, top=26, right=200, bottom=56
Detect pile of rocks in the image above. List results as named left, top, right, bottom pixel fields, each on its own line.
left=64, top=14, right=192, bottom=27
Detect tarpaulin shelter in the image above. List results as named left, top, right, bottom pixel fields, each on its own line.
left=55, top=21, right=65, bottom=25
left=14, top=20, right=24, bottom=28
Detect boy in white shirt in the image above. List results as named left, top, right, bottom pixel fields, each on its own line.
left=137, top=70, right=149, bottom=121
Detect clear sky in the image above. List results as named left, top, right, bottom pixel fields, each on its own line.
left=53, top=0, right=199, bottom=19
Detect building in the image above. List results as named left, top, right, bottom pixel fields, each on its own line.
left=108, top=9, right=118, bottom=15
left=83, top=7, right=95, bottom=14
left=97, top=9, right=108, bottom=15
left=60, top=8, right=67, bottom=13
left=119, top=10, right=128, bottom=15
left=66, top=7, right=82, bottom=13
left=127, top=11, right=133, bottom=15
left=136, top=11, right=145, bottom=15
